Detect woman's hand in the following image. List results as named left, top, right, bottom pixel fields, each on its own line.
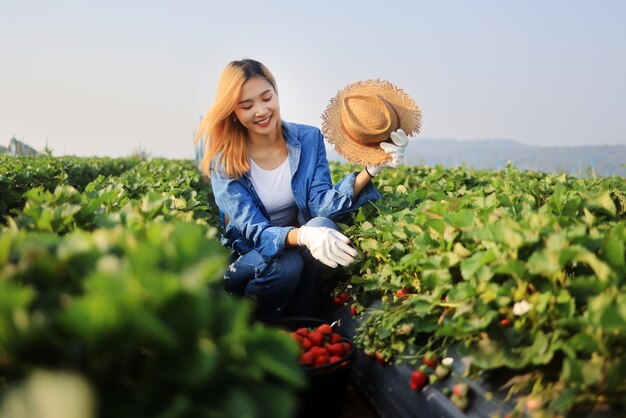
left=297, top=226, right=357, bottom=268
left=365, top=129, right=409, bottom=177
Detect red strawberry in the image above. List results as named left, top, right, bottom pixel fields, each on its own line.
left=308, top=330, right=324, bottom=346
left=333, top=297, right=344, bottom=306
left=317, top=324, right=332, bottom=335
left=410, top=370, right=428, bottom=390
left=330, top=333, right=343, bottom=344
left=309, top=346, right=328, bottom=358
left=350, top=304, right=358, bottom=316
left=314, top=355, right=329, bottom=366
left=375, top=351, right=386, bottom=364
left=499, top=318, right=511, bottom=327
left=396, top=289, right=406, bottom=297
left=423, top=352, right=438, bottom=368
left=295, top=327, right=309, bottom=337
left=301, top=337, right=312, bottom=350
left=289, top=333, right=302, bottom=344
left=342, top=342, right=352, bottom=353
left=329, top=355, right=342, bottom=364
left=327, top=343, right=345, bottom=357
left=339, top=292, right=350, bottom=303
left=299, top=351, right=314, bottom=365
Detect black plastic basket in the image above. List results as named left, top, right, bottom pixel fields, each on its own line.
left=263, top=317, right=355, bottom=418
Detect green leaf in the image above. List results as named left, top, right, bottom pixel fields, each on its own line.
left=460, top=250, right=496, bottom=280
left=247, top=326, right=305, bottom=388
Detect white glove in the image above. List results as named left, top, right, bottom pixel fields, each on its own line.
left=366, top=129, right=409, bottom=177
left=297, top=226, right=357, bottom=268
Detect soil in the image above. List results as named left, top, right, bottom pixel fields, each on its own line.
left=339, top=384, right=378, bottom=418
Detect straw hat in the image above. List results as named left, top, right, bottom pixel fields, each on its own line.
left=322, top=79, right=421, bottom=165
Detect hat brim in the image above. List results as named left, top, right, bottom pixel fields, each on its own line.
left=322, top=79, right=421, bottom=166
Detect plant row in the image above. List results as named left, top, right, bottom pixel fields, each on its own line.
left=329, top=162, right=626, bottom=417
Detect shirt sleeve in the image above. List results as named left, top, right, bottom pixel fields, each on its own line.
left=210, top=166, right=294, bottom=261
left=307, top=130, right=381, bottom=219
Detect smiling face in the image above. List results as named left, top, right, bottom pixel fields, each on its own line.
left=234, top=77, right=280, bottom=140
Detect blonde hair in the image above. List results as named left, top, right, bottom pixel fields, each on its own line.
left=195, top=59, right=283, bottom=179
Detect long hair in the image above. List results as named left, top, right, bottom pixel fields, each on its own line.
left=195, top=59, right=283, bottom=179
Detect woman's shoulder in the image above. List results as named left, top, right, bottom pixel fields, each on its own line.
left=283, top=121, right=322, bottom=141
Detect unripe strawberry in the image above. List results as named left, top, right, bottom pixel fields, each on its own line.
left=453, top=382, right=469, bottom=398
left=451, top=394, right=468, bottom=411
left=423, top=352, right=438, bottom=368
left=434, top=364, right=450, bottom=379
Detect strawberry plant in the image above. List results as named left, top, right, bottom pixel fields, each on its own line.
left=333, top=161, right=626, bottom=416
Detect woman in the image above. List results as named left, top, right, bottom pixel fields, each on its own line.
left=195, top=59, right=417, bottom=319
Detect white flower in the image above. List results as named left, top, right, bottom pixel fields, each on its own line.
left=513, top=300, right=532, bottom=316
left=442, top=357, right=453, bottom=367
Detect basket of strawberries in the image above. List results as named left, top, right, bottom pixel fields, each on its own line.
left=265, top=317, right=355, bottom=418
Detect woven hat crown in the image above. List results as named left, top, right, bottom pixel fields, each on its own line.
left=340, top=95, right=398, bottom=144
left=322, top=79, right=421, bottom=165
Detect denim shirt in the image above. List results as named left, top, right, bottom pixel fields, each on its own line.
left=206, top=121, right=381, bottom=262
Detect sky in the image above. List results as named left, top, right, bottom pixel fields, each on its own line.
left=1, top=1, right=625, bottom=159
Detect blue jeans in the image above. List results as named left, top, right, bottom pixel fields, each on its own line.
left=223, top=217, right=340, bottom=320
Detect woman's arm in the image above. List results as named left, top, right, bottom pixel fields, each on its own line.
left=285, top=228, right=300, bottom=247
left=353, top=168, right=373, bottom=198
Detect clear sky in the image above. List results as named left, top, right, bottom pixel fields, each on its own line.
left=1, top=1, right=625, bottom=159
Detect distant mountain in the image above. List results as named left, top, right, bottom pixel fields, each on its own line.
left=327, top=139, right=626, bottom=177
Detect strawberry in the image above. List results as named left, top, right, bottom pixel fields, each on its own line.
left=453, top=382, right=469, bottom=398
left=500, top=318, right=511, bottom=327
left=450, top=394, right=468, bottom=411
left=434, top=364, right=450, bottom=379
left=375, top=351, right=386, bottom=364
left=329, top=355, right=342, bottom=364
left=350, top=304, right=358, bottom=316
left=307, top=330, right=324, bottom=346
left=309, top=346, right=328, bottom=359
left=301, top=337, right=312, bottom=350
left=410, top=370, right=428, bottom=390
left=330, top=333, right=343, bottom=344
left=396, top=288, right=406, bottom=297
left=327, top=343, right=345, bottom=357
left=295, top=327, right=309, bottom=337
left=299, top=351, right=314, bottom=365
left=423, top=352, right=438, bottom=368
left=333, top=297, right=344, bottom=306
left=289, top=333, right=302, bottom=344
left=342, top=342, right=352, bottom=353
left=317, top=324, right=332, bottom=335
left=314, top=355, right=329, bottom=366
left=339, top=292, right=350, bottom=303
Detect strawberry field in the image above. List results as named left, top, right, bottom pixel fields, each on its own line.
left=1, top=154, right=626, bottom=417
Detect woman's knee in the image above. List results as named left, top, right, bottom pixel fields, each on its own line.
left=245, top=249, right=304, bottom=297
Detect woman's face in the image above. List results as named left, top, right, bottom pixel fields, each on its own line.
left=234, top=77, right=280, bottom=138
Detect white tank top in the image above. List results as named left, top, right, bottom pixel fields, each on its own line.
left=249, top=157, right=298, bottom=227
